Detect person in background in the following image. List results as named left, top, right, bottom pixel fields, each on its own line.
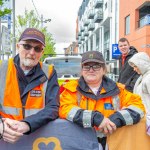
left=0, top=28, right=59, bottom=143
left=59, top=51, right=145, bottom=150
left=118, top=38, right=140, bottom=92
left=128, top=52, right=150, bottom=135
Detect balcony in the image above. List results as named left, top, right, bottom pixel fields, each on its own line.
left=78, top=32, right=81, bottom=36
left=80, top=26, right=85, bottom=32
left=83, top=20, right=90, bottom=26
left=94, top=0, right=103, bottom=9
left=138, top=14, right=150, bottom=28
left=88, top=23, right=95, bottom=31
left=78, top=41, right=82, bottom=44
left=81, top=36, right=85, bottom=41
left=87, top=9, right=95, bottom=19
left=84, top=31, right=89, bottom=37
left=94, top=11, right=103, bottom=23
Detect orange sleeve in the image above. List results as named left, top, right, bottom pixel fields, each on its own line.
left=59, top=89, right=79, bottom=119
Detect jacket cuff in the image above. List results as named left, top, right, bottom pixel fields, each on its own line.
left=109, top=112, right=126, bottom=128
left=92, top=111, right=104, bottom=127
left=21, top=121, right=31, bottom=135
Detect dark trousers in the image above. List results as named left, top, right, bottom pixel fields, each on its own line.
left=97, top=137, right=107, bottom=150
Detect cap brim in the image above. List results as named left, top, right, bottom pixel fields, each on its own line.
left=21, top=37, right=45, bottom=47
left=82, top=59, right=105, bottom=64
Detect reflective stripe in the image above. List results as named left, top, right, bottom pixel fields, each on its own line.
left=67, top=107, right=81, bottom=122
left=25, top=108, right=43, bottom=117
left=76, top=91, right=82, bottom=106
left=42, top=63, right=49, bottom=105
left=119, top=109, right=133, bottom=125
left=112, top=95, right=120, bottom=111
left=1, top=106, right=20, bottom=116
left=42, top=64, right=53, bottom=106
left=83, top=110, right=92, bottom=128
left=0, top=61, right=8, bottom=104
left=127, top=105, right=144, bottom=118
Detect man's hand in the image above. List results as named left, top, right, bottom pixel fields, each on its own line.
left=2, top=118, right=23, bottom=143
left=98, top=117, right=116, bottom=135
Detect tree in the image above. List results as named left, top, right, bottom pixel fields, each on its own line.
left=0, top=0, right=11, bottom=17
left=15, top=10, right=56, bottom=61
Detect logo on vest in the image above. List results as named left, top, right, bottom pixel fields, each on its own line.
left=30, top=90, right=42, bottom=97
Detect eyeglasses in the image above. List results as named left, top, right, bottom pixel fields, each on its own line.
left=20, top=44, right=43, bottom=53
left=82, top=64, right=102, bottom=71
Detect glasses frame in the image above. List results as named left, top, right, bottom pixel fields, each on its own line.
left=82, top=64, right=103, bottom=71
left=19, top=43, right=43, bottom=53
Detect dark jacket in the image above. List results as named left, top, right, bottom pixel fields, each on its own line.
left=14, top=55, right=60, bottom=134
left=118, top=46, right=140, bottom=92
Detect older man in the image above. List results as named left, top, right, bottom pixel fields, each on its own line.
left=59, top=51, right=145, bottom=150
left=0, top=28, right=59, bottom=143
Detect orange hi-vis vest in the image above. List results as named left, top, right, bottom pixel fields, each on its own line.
left=0, top=58, right=53, bottom=120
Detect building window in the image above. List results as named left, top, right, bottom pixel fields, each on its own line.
left=125, top=15, right=130, bottom=35
left=86, top=40, right=88, bottom=51
left=90, top=36, right=93, bottom=51
left=96, top=29, right=99, bottom=51
left=105, top=2, right=107, bottom=10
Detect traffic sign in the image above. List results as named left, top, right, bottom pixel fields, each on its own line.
left=1, top=25, right=11, bottom=53
left=112, top=44, right=121, bottom=59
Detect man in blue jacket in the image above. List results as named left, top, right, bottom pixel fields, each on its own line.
left=0, top=28, right=59, bottom=143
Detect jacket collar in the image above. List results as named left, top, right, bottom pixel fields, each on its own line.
left=77, top=76, right=120, bottom=100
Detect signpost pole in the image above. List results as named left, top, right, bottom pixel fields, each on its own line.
left=12, top=0, right=16, bottom=57
left=0, top=18, right=1, bottom=60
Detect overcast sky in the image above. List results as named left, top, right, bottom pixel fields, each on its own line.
left=15, top=0, right=82, bottom=54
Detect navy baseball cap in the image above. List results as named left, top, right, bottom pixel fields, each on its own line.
left=19, top=28, right=45, bottom=46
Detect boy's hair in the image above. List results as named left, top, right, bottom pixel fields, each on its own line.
left=118, top=38, right=129, bottom=45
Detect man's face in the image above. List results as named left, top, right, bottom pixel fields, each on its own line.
left=17, top=40, right=44, bottom=70
left=118, top=41, right=130, bottom=55
left=81, top=62, right=105, bottom=86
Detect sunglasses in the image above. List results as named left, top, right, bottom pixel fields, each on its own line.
left=20, top=44, right=43, bottom=53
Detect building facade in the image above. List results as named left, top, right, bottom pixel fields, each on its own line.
left=76, top=0, right=120, bottom=75
left=119, top=0, right=150, bottom=55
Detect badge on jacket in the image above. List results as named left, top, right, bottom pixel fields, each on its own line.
left=104, top=103, right=114, bottom=110
left=30, top=90, right=42, bottom=97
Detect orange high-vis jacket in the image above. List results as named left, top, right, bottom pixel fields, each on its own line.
left=0, top=58, right=53, bottom=120
left=59, top=79, right=145, bottom=130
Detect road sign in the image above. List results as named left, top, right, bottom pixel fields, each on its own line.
left=112, top=44, right=121, bottom=59
left=1, top=25, right=11, bottom=53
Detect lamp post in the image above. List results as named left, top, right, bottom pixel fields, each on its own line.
left=40, top=14, right=51, bottom=28
left=12, top=0, right=16, bottom=57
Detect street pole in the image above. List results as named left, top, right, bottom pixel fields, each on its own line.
left=12, top=0, right=16, bottom=57
left=41, top=14, right=43, bottom=28
left=0, top=18, right=1, bottom=60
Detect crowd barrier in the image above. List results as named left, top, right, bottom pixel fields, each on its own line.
left=107, top=117, right=150, bottom=150
left=0, top=119, right=99, bottom=150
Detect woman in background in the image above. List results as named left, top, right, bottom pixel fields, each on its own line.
left=128, top=52, right=150, bottom=135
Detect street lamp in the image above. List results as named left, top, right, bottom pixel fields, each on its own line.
left=40, top=15, right=51, bottom=28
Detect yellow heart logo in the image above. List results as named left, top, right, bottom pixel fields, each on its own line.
left=32, top=137, right=62, bottom=150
